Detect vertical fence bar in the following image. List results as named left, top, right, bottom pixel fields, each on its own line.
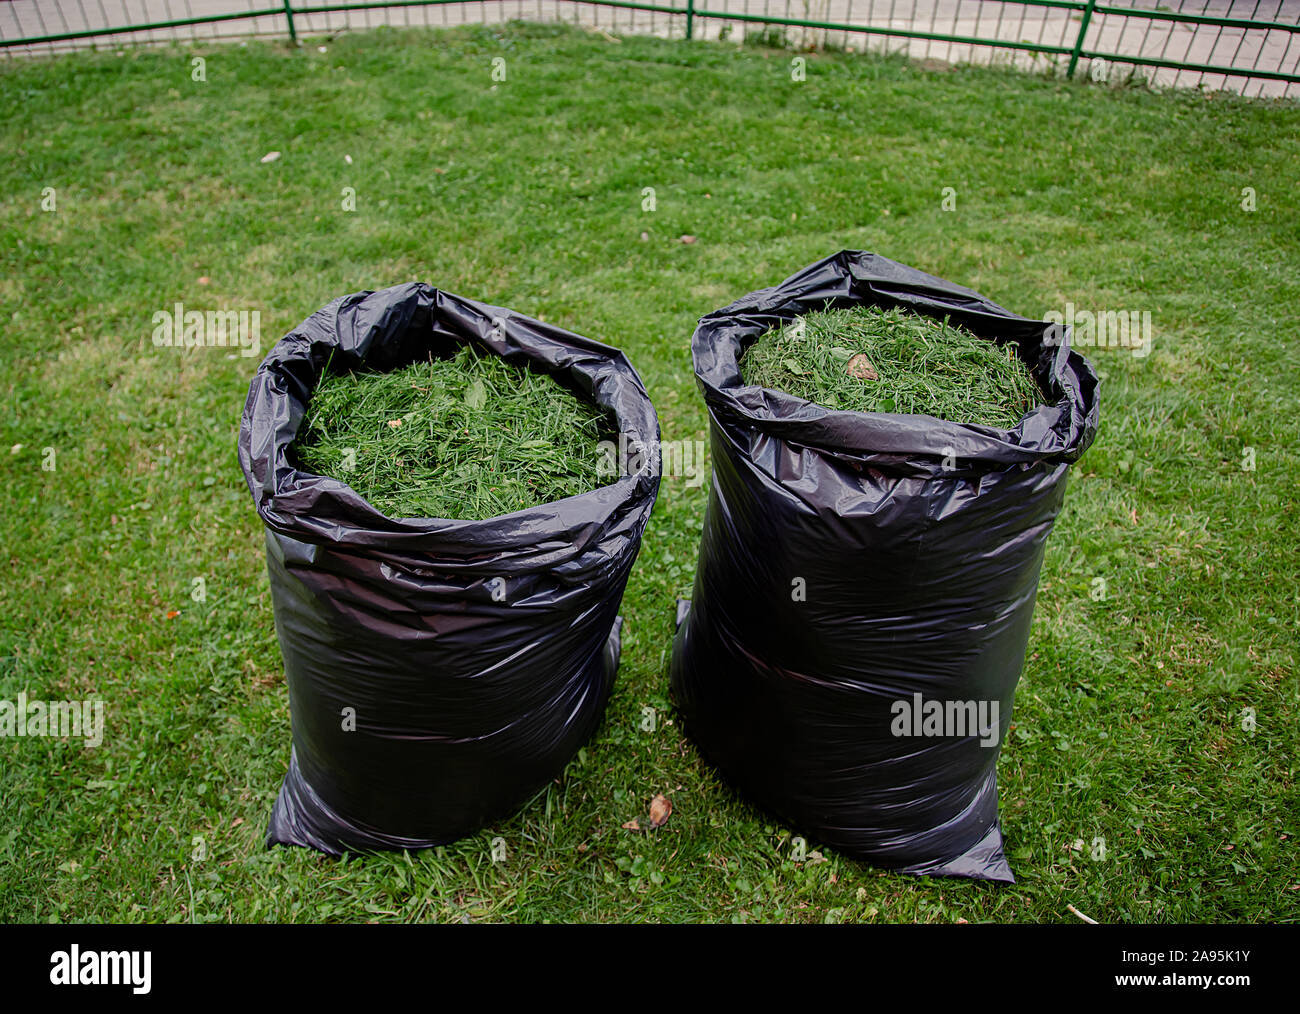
left=685, top=0, right=694, bottom=40
left=283, top=0, right=297, bottom=42
left=1068, top=0, right=1097, bottom=77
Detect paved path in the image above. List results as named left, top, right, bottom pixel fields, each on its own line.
left=3, top=0, right=1297, bottom=96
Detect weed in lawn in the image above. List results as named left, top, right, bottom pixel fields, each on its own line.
left=742, top=305, right=1043, bottom=428
left=291, top=347, right=617, bottom=520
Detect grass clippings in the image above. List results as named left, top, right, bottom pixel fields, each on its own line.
left=291, top=346, right=615, bottom=520
left=742, top=305, right=1044, bottom=428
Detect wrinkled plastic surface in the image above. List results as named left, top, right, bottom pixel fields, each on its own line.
left=671, top=251, right=1099, bottom=882
left=239, top=283, right=660, bottom=855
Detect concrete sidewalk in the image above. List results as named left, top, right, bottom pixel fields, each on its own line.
left=3, top=0, right=1297, bottom=97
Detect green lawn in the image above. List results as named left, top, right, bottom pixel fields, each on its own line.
left=0, top=21, right=1296, bottom=924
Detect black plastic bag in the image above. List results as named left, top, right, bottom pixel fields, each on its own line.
left=671, top=251, right=1098, bottom=882
left=239, top=283, right=660, bottom=855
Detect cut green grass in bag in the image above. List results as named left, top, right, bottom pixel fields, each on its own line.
left=742, top=305, right=1044, bottom=429
left=291, top=346, right=616, bottom=520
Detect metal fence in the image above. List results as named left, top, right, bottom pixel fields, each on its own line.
left=3, top=1, right=1298, bottom=98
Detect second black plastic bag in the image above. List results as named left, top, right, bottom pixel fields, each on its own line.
left=240, top=283, right=660, bottom=855
left=671, top=251, right=1098, bottom=882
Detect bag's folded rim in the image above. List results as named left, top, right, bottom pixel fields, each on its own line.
left=239, top=282, right=661, bottom=552
left=692, top=250, right=1100, bottom=467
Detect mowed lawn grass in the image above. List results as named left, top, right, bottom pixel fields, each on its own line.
left=0, top=22, right=1296, bottom=924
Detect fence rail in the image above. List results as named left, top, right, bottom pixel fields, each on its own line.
left=3, top=1, right=1297, bottom=98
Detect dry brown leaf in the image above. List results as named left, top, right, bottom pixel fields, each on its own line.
left=847, top=353, right=878, bottom=380
left=647, top=793, right=672, bottom=828
left=623, top=794, right=673, bottom=832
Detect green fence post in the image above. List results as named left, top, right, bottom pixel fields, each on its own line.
left=1067, top=0, right=1097, bottom=78
left=685, top=0, right=695, bottom=40
left=283, top=0, right=297, bottom=43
